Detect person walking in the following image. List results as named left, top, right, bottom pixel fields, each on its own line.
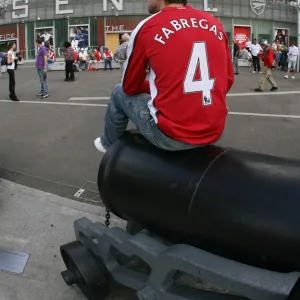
left=36, top=39, right=49, bottom=98
left=6, top=42, right=19, bottom=101
left=284, top=41, right=299, bottom=79
left=250, top=39, right=262, bottom=74
left=233, top=39, right=240, bottom=75
left=64, top=41, right=75, bottom=81
left=255, top=41, right=278, bottom=92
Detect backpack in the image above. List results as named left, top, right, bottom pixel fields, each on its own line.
left=73, top=63, right=80, bottom=72
left=0, top=52, right=7, bottom=66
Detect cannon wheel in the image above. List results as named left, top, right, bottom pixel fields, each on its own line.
left=60, top=241, right=110, bottom=300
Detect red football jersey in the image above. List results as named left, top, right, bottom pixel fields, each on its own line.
left=95, top=51, right=101, bottom=61
left=74, top=51, right=79, bottom=61
left=122, top=5, right=234, bottom=145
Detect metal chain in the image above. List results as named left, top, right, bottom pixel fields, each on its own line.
left=105, top=208, right=111, bottom=228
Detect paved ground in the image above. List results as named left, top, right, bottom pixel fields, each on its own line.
left=1, top=64, right=300, bottom=299
left=0, top=178, right=140, bottom=300
left=1, top=65, right=300, bottom=204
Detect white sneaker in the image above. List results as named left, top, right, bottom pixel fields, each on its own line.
left=94, top=137, right=107, bottom=153
left=253, top=71, right=256, bottom=74
left=259, top=71, right=262, bottom=74
left=292, top=76, right=295, bottom=79
left=284, top=75, right=288, bottom=79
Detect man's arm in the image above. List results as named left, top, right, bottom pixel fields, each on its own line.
left=43, top=48, right=47, bottom=71
left=122, top=30, right=150, bottom=95
left=44, top=54, right=47, bottom=70
left=113, top=46, right=122, bottom=61
left=7, top=53, right=13, bottom=64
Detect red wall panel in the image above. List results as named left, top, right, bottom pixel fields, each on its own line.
left=0, top=24, right=18, bottom=42
left=18, top=23, right=26, bottom=58
left=97, top=18, right=105, bottom=46
left=105, top=16, right=146, bottom=32
left=233, top=26, right=251, bottom=49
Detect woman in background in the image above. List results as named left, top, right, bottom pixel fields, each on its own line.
left=6, top=42, right=19, bottom=101
left=63, top=41, right=75, bottom=82
left=47, top=48, right=56, bottom=71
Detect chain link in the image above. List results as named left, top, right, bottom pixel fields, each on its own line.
left=105, top=208, right=111, bottom=228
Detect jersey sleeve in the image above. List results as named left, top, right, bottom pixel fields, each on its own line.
left=122, top=28, right=150, bottom=95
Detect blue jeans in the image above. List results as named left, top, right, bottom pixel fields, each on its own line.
left=47, top=58, right=54, bottom=71
left=104, top=59, right=112, bottom=70
left=101, top=84, right=197, bottom=151
left=79, top=60, right=88, bottom=70
left=37, top=68, right=48, bottom=94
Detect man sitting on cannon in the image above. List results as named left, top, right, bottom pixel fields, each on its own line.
left=94, top=0, right=234, bottom=153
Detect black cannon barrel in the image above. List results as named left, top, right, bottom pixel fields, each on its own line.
left=98, top=131, right=300, bottom=272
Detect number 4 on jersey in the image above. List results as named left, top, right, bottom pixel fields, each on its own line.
left=184, top=42, right=215, bottom=106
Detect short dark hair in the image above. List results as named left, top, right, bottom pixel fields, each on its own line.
left=253, top=38, right=257, bottom=41
left=36, top=38, right=43, bottom=45
left=165, top=0, right=187, bottom=5
left=63, top=41, right=71, bottom=48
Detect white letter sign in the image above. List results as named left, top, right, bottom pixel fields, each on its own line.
left=56, top=0, right=73, bottom=14
left=204, top=0, right=218, bottom=12
left=103, top=0, right=123, bottom=11
left=12, top=0, right=29, bottom=19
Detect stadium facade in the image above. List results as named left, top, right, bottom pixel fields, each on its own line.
left=0, top=0, right=298, bottom=59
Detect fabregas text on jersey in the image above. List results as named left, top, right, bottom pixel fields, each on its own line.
left=154, top=18, right=223, bottom=45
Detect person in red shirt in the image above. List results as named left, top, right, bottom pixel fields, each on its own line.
left=255, top=41, right=278, bottom=92
left=94, top=49, right=101, bottom=62
left=74, top=50, right=79, bottom=63
left=94, top=0, right=234, bottom=153
left=87, top=49, right=100, bottom=70
left=104, top=47, right=113, bottom=70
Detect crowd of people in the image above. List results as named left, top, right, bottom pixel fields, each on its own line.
left=73, top=47, right=113, bottom=71
left=0, top=32, right=130, bottom=102
left=233, top=37, right=299, bottom=92
left=0, top=0, right=299, bottom=160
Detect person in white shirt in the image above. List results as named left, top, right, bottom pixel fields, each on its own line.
left=245, top=38, right=252, bottom=52
left=78, top=48, right=88, bottom=70
left=284, top=41, right=299, bottom=79
left=41, top=31, right=52, bottom=43
left=6, top=42, right=19, bottom=101
left=250, top=39, right=262, bottom=74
